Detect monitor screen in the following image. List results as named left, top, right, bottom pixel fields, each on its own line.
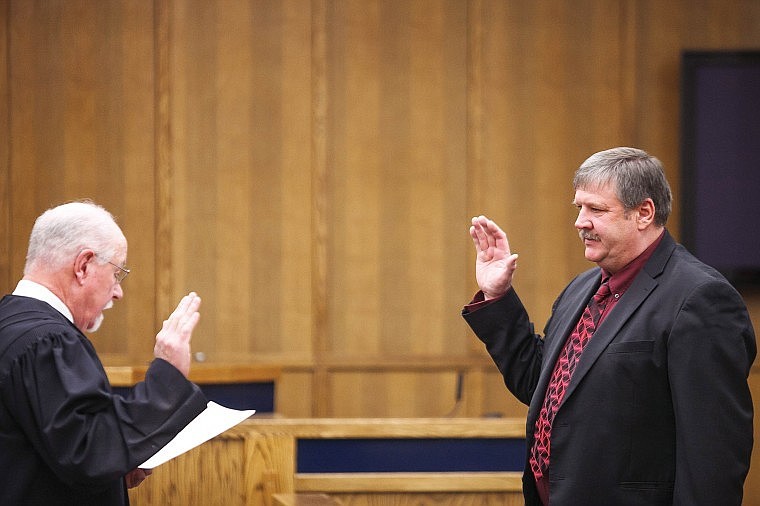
left=680, top=50, right=760, bottom=286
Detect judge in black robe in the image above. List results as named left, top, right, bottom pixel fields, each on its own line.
left=0, top=200, right=209, bottom=505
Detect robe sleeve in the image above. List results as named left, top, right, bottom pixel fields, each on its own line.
left=2, top=327, right=207, bottom=492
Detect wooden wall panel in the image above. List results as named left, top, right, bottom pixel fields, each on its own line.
left=1, top=2, right=759, bottom=472
left=746, top=362, right=760, bottom=505
left=3, top=0, right=156, bottom=361
left=276, top=369, right=315, bottom=417
left=0, top=0, right=9, bottom=291
left=322, top=0, right=470, bottom=361
left=332, top=494, right=524, bottom=506
left=329, top=370, right=461, bottom=418
left=478, top=369, right=529, bottom=419
left=167, top=0, right=313, bottom=362
left=327, top=367, right=530, bottom=419
left=469, top=0, right=634, bottom=328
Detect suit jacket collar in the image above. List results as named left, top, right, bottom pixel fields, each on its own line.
left=529, top=230, right=677, bottom=419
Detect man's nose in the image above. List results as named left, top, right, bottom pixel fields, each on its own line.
left=575, top=209, right=591, bottom=229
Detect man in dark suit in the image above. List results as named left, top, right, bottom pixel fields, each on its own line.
left=0, top=201, right=208, bottom=505
left=462, top=147, right=755, bottom=505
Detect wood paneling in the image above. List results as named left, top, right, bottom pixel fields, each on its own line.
left=129, top=417, right=526, bottom=505
left=3, top=0, right=157, bottom=361
left=3, top=8, right=760, bottom=502
left=322, top=0, right=469, bottom=359
left=749, top=365, right=760, bottom=503
left=469, top=0, right=635, bottom=327
left=0, top=1, right=9, bottom=290
left=167, top=0, right=314, bottom=362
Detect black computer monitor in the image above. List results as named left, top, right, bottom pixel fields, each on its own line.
left=680, top=50, right=760, bottom=286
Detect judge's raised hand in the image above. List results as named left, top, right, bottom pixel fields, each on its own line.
left=470, top=216, right=519, bottom=300
left=153, top=292, right=201, bottom=377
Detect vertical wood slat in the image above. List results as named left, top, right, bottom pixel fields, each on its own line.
left=466, top=0, right=484, bottom=359
left=311, top=0, right=330, bottom=417
left=154, top=0, right=174, bottom=328
left=0, top=0, right=9, bottom=291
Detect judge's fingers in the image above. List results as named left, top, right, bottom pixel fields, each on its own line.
left=178, top=311, right=201, bottom=341
left=159, top=310, right=200, bottom=349
left=162, top=293, right=201, bottom=336
left=168, top=292, right=200, bottom=321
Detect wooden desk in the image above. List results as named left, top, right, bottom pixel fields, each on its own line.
left=246, top=418, right=525, bottom=505
left=129, top=417, right=526, bottom=506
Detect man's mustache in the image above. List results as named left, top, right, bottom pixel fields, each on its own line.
left=579, top=230, right=600, bottom=242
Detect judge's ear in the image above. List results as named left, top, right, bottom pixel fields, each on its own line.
left=636, top=198, right=656, bottom=230
left=73, top=249, right=97, bottom=285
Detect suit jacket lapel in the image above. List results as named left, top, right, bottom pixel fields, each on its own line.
left=560, top=232, right=676, bottom=406
left=528, top=277, right=599, bottom=420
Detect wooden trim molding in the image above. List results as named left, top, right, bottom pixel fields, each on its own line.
left=295, top=471, right=523, bottom=493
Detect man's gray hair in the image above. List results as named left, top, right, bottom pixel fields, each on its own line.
left=573, top=147, right=672, bottom=227
left=24, top=201, right=123, bottom=274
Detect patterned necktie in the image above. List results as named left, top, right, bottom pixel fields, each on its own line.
left=529, top=281, right=612, bottom=484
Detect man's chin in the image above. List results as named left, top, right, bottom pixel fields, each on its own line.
left=584, top=248, right=603, bottom=264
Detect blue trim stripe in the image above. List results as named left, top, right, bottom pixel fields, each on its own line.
left=297, top=438, right=525, bottom=473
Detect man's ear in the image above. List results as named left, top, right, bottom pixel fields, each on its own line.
left=636, top=198, right=656, bottom=229
left=74, top=249, right=96, bottom=285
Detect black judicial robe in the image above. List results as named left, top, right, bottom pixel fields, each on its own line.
left=0, top=295, right=208, bottom=505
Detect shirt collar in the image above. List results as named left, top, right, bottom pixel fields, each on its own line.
left=12, top=279, right=75, bottom=324
left=601, top=229, right=666, bottom=298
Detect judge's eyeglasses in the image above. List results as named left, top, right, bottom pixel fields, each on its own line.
left=94, top=253, right=130, bottom=283
left=107, top=261, right=130, bottom=283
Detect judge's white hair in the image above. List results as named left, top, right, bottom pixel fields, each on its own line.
left=24, top=201, right=124, bottom=275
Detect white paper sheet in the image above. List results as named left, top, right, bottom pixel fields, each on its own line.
left=139, top=401, right=255, bottom=469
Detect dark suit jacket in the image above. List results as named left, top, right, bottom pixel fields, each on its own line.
left=463, top=231, right=756, bottom=505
